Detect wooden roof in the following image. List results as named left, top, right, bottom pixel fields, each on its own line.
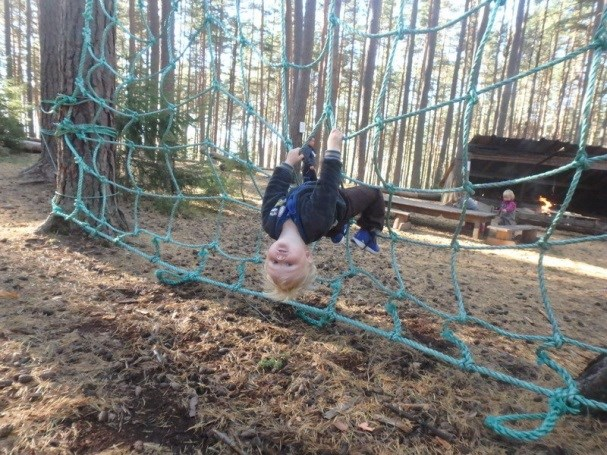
left=468, top=135, right=607, bottom=171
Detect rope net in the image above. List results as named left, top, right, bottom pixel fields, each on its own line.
left=45, top=0, right=607, bottom=441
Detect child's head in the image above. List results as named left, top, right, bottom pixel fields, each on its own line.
left=503, top=189, right=515, bottom=201
left=263, top=239, right=317, bottom=301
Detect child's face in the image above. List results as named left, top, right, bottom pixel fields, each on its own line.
left=265, top=239, right=312, bottom=284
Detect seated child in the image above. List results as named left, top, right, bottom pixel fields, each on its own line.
left=498, top=189, right=517, bottom=225
left=261, top=128, right=385, bottom=301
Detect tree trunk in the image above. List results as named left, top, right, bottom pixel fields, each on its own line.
left=257, top=0, right=266, bottom=168
left=523, top=4, right=548, bottom=138
left=288, top=0, right=315, bottom=150
left=344, top=0, right=358, bottom=177
left=436, top=0, right=470, bottom=187
left=495, top=0, right=526, bottom=137
left=38, top=0, right=127, bottom=235
left=392, top=0, right=418, bottom=187
left=410, top=0, right=440, bottom=188
left=356, top=0, right=382, bottom=182
left=3, top=0, right=13, bottom=79
left=147, top=0, right=160, bottom=146
left=128, top=0, right=136, bottom=59
left=160, top=0, right=175, bottom=105
left=19, top=0, right=61, bottom=183
left=315, top=0, right=342, bottom=155
left=25, top=0, right=35, bottom=136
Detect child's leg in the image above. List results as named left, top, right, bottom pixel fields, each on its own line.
left=340, top=187, right=385, bottom=231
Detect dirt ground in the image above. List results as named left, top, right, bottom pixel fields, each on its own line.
left=1, top=152, right=606, bottom=455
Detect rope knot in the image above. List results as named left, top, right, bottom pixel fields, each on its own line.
left=374, top=116, right=386, bottom=131
left=397, top=25, right=407, bottom=40
left=53, top=94, right=79, bottom=107
left=594, top=27, right=607, bottom=51
left=537, top=238, right=550, bottom=251
left=463, top=182, right=475, bottom=195
left=393, top=289, right=406, bottom=300
left=575, top=155, right=590, bottom=170
left=549, top=390, right=582, bottom=416
left=383, top=183, right=396, bottom=194
left=467, top=88, right=479, bottom=105
left=54, top=119, right=76, bottom=136
left=323, top=103, right=335, bottom=120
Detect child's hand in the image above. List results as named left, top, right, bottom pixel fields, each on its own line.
left=285, top=148, right=304, bottom=166
left=327, top=128, right=343, bottom=151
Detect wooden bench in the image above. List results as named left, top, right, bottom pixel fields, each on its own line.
left=383, top=194, right=495, bottom=239
left=485, top=224, right=540, bottom=245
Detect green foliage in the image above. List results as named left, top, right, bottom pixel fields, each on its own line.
left=115, top=80, right=236, bottom=197
left=0, top=81, right=26, bottom=148
left=257, top=355, right=288, bottom=372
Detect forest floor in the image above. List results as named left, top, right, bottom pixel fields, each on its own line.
left=0, top=151, right=606, bottom=455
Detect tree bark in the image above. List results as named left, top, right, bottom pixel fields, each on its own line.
left=356, top=0, right=381, bottom=182
left=25, top=0, right=35, bottom=136
left=288, top=0, right=316, bottom=149
left=147, top=0, right=160, bottom=146
left=436, top=0, right=470, bottom=188
left=19, top=0, right=61, bottom=183
left=3, top=0, right=13, bottom=79
left=495, top=0, right=526, bottom=137
left=392, top=0, right=418, bottom=187
left=410, top=0, right=440, bottom=188
left=37, top=0, right=128, bottom=235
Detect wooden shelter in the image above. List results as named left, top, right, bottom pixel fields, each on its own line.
left=466, top=135, right=607, bottom=218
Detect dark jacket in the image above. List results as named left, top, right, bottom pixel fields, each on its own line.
left=262, top=153, right=346, bottom=244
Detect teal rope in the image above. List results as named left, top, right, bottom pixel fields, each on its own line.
left=45, top=0, right=607, bottom=442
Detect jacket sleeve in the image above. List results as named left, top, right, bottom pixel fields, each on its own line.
left=261, top=164, right=293, bottom=235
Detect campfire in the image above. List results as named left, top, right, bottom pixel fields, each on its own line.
left=538, top=196, right=554, bottom=215
left=515, top=195, right=605, bottom=235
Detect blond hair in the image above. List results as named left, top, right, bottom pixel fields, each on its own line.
left=503, top=189, right=515, bottom=200
left=263, top=260, right=317, bottom=301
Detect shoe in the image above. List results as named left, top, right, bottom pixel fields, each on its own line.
left=331, top=224, right=348, bottom=244
left=351, top=229, right=380, bottom=254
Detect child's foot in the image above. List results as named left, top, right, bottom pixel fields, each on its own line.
left=351, top=229, right=380, bottom=254
left=331, top=224, right=348, bottom=245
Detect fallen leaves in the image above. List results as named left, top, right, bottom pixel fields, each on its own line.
left=0, top=289, right=19, bottom=299
left=333, top=420, right=348, bottom=432
left=357, top=421, right=376, bottom=432
left=322, top=397, right=358, bottom=419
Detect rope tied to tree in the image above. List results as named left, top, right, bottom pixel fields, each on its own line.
left=40, top=0, right=607, bottom=442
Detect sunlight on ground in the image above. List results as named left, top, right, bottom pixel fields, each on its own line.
left=481, top=247, right=607, bottom=280
left=404, top=231, right=607, bottom=281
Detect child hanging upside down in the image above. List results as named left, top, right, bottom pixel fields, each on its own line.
left=261, top=129, right=385, bottom=301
